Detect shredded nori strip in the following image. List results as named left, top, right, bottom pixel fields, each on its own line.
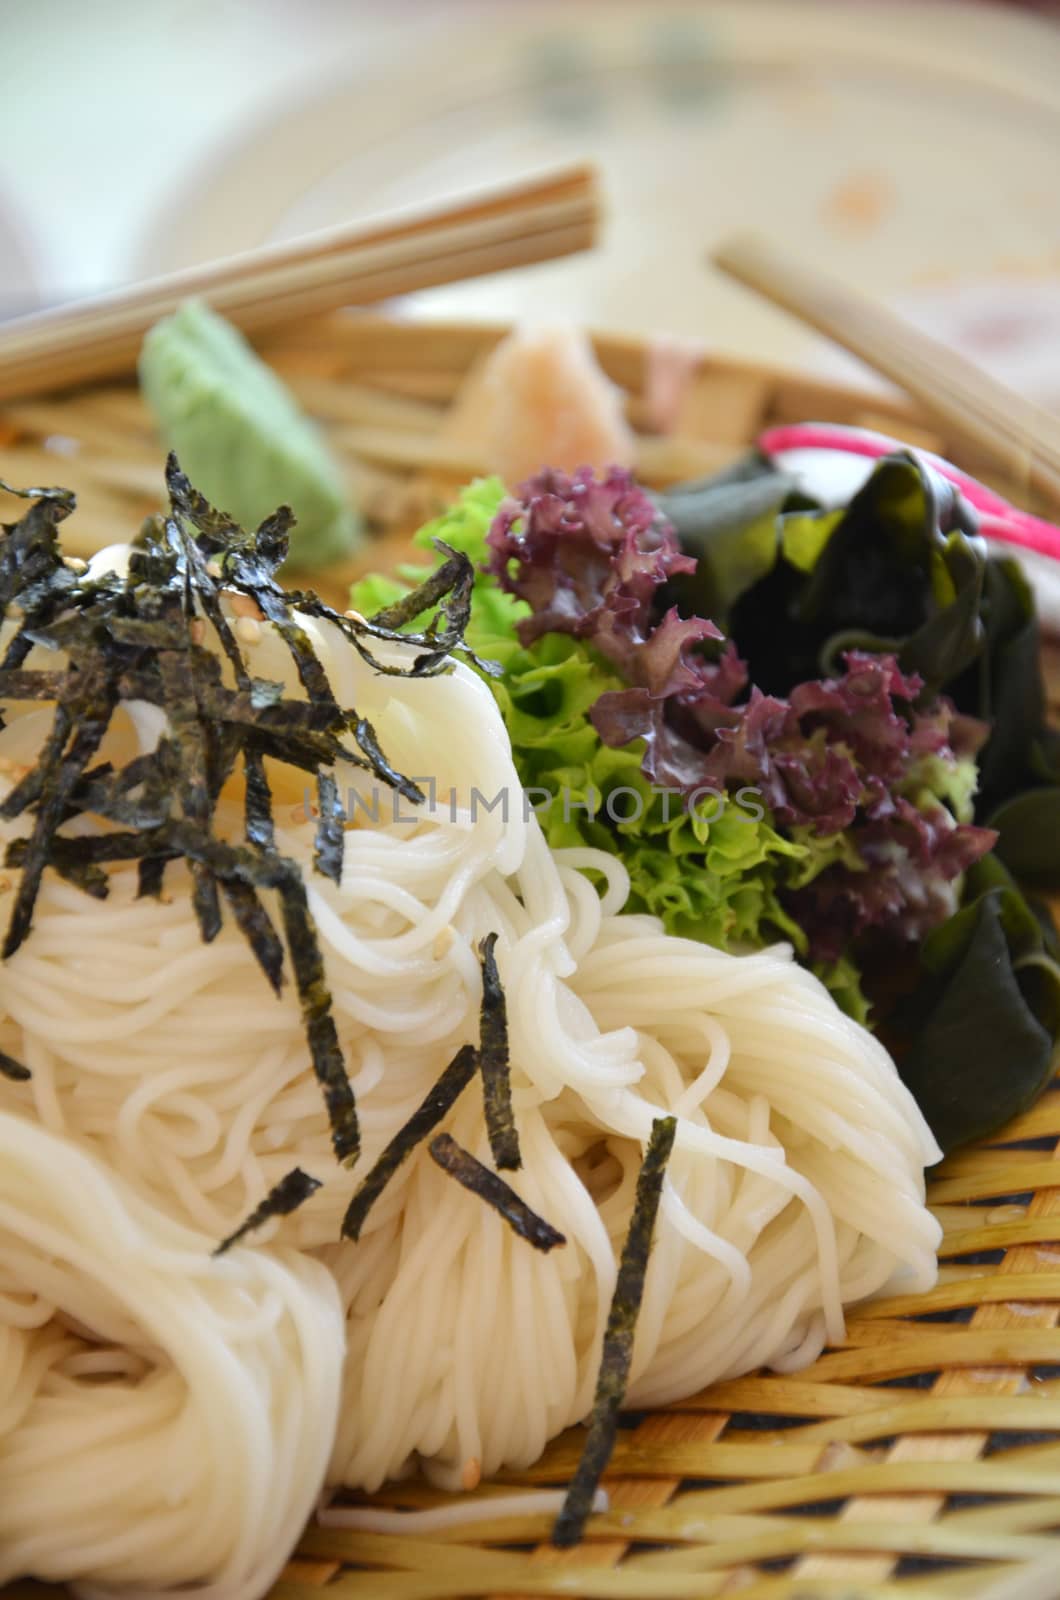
left=0, top=458, right=481, bottom=1179
left=0, top=1049, right=30, bottom=1082
left=313, top=770, right=345, bottom=884
left=551, top=1115, right=677, bottom=1548
left=427, top=1133, right=566, bottom=1251
left=213, top=1166, right=322, bottom=1256
left=242, top=745, right=275, bottom=852
left=341, top=1043, right=479, bottom=1240
left=477, top=932, right=519, bottom=1170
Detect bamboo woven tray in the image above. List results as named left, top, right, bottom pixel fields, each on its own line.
left=2, top=315, right=1060, bottom=1600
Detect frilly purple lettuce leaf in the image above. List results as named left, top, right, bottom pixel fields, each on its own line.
left=489, top=466, right=996, bottom=966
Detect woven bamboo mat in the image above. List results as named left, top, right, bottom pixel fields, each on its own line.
left=2, top=314, right=1059, bottom=1600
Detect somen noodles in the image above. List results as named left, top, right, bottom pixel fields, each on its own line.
left=0, top=484, right=941, bottom=1598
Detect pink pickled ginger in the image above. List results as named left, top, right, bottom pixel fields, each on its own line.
left=480, top=326, right=635, bottom=486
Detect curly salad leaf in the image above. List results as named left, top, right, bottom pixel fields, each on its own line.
left=354, top=458, right=1059, bottom=1149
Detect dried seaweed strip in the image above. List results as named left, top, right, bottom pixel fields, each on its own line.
left=137, top=855, right=168, bottom=901
left=7, top=831, right=153, bottom=868
left=158, top=647, right=221, bottom=943
left=242, top=745, right=275, bottom=852
left=365, top=552, right=470, bottom=633
left=296, top=555, right=500, bottom=680
left=254, top=591, right=338, bottom=709
left=73, top=748, right=176, bottom=830
left=427, top=1133, right=565, bottom=1252
left=0, top=700, right=72, bottom=823
left=551, top=1115, right=677, bottom=1548
left=0, top=482, right=75, bottom=619
left=0, top=476, right=76, bottom=512
left=0, top=1049, right=30, bottom=1082
left=5, top=838, right=110, bottom=899
left=0, top=669, right=76, bottom=701
left=353, top=717, right=423, bottom=806
left=313, top=771, right=345, bottom=883
left=164, top=455, right=244, bottom=547
left=198, top=683, right=338, bottom=735
left=177, top=521, right=249, bottom=691
left=244, top=724, right=368, bottom=779
left=213, top=1167, right=322, bottom=1256
left=219, top=878, right=285, bottom=995
left=273, top=864, right=358, bottom=1164
left=3, top=677, right=117, bottom=959
left=106, top=616, right=189, bottom=650
left=0, top=462, right=485, bottom=1213
left=341, top=1044, right=479, bottom=1241
left=477, top=932, right=519, bottom=1171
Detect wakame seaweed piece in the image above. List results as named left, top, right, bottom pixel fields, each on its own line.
left=313, top=771, right=345, bottom=883
left=341, top=1043, right=480, bottom=1240
left=477, top=932, right=519, bottom=1171
left=896, top=867, right=1060, bottom=1152
left=213, top=1166, right=322, bottom=1256
left=954, top=557, right=1055, bottom=822
left=427, top=1133, right=566, bottom=1251
left=552, top=1115, right=676, bottom=1548
left=653, top=456, right=799, bottom=623
left=0, top=1049, right=30, bottom=1082
left=714, top=453, right=986, bottom=700
left=3, top=672, right=119, bottom=959
left=988, top=788, right=1060, bottom=886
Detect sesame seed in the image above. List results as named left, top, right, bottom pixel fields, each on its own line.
left=235, top=616, right=261, bottom=645
left=62, top=556, right=88, bottom=573
left=205, top=560, right=223, bottom=580
left=188, top=619, right=206, bottom=646
left=344, top=608, right=366, bottom=625
left=460, top=1458, right=481, bottom=1491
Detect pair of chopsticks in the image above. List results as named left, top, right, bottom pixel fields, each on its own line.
left=713, top=233, right=1060, bottom=520
left=4, top=151, right=1056, bottom=529
left=0, top=165, right=600, bottom=404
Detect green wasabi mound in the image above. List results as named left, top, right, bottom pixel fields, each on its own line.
left=139, top=300, right=361, bottom=569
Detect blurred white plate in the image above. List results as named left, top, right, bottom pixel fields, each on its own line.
left=0, top=189, right=41, bottom=320
left=134, top=0, right=1060, bottom=387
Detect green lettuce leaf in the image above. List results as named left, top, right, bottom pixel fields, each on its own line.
left=352, top=480, right=868, bottom=1021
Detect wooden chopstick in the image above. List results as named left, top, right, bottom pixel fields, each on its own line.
left=0, top=165, right=601, bottom=404
left=712, top=232, right=1060, bottom=515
